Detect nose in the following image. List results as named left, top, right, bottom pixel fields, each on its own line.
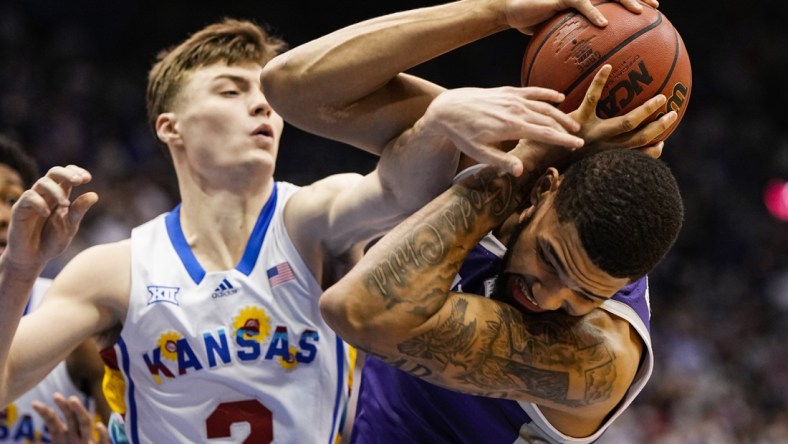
left=251, top=89, right=272, bottom=117
left=532, top=279, right=574, bottom=312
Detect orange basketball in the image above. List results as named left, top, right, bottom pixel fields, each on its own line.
left=521, top=2, right=692, bottom=142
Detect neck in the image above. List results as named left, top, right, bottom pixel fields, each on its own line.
left=176, top=179, right=275, bottom=271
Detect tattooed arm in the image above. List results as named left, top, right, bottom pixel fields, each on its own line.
left=320, top=66, right=676, bottom=436
left=319, top=160, right=640, bottom=428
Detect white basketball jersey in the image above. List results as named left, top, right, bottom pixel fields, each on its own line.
left=117, top=182, right=352, bottom=443
left=0, top=278, right=90, bottom=443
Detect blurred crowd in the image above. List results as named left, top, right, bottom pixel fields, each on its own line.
left=1, top=1, right=786, bottom=443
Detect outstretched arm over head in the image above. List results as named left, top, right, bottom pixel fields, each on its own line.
left=320, top=66, right=675, bottom=435
left=269, top=0, right=655, bottom=275
left=262, top=0, right=657, bottom=169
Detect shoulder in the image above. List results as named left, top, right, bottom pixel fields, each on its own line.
left=284, top=173, right=367, bottom=241
left=537, top=308, right=644, bottom=435
left=283, top=173, right=370, bottom=285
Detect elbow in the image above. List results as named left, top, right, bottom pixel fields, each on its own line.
left=260, top=54, right=301, bottom=115
left=260, top=54, right=293, bottom=110
left=320, top=284, right=390, bottom=351
left=319, top=287, right=364, bottom=346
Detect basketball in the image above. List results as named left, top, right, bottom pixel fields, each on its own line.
left=521, top=2, right=691, bottom=142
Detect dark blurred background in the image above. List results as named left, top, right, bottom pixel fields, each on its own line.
left=2, top=1, right=786, bottom=442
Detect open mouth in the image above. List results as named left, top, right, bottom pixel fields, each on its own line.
left=510, top=274, right=545, bottom=313
left=251, top=124, right=273, bottom=138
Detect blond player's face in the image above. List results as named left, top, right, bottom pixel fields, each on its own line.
left=0, top=163, right=25, bottom=255
left=171, top=62, right=285, bottom=178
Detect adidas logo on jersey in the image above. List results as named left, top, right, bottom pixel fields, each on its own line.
left=211, top=278, right=238, bottom=299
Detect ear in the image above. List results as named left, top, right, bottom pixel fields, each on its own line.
left=517, top=204, right=536, bottom=224
left=155, top=113, right=180, bottom=147
left=517, top=168, right=561, bottom=223
left=529, top=167, right=561, bottom=206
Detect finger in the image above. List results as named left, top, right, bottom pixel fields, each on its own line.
left=637, top=0, right=659, bottom=9
left=32, top=401, right=68, bottom=436
left=520, top=123, right=584, bottom=149
left=53, top=394, right=82, bottom=439
left=457, top=140, right=524, bottom=177
left=596, top=94, right=667, bottom=139
left=571, top=0, right=609, bottom=27
left=67, top=396, right=95, bottom=442
left=616, top=0, right=645, bottom=14
left=44, top=165, right=92, bottom=196
left=522, top=99, right=581, bottom=133
left=615, top=111, right=677, bottom=148
left=638, top=111, right=677, bottom=145
left=31, top=176, right=73, bottom=208
left=518, top=86, right=567, bottom=105
left=96, top=422, right=110, bottom=444
left=13, top=189, right=55, bottom=218
left=636, top=142, right=664, bottom=158
left=41, top=165, right=93, bottom=207
left=575, top=65, right=612, bottom=122
left=67, top=192, right=100, bottom=228
left=46, top=165, right=93, bottom=186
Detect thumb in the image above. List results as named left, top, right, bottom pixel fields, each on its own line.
left=471, top=143, right=524, bottom=177
left=67, top=192, right=99, bottom=227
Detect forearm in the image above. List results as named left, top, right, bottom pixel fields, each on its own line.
left=262, top=0, right=506, bottom=152
left=322, top=160, right=540, bottom=350
left=268, top=0, right=502, bottom=98
left=0, top=254, right=43, bottom=406
left=375, top=110, right=462, bottom=214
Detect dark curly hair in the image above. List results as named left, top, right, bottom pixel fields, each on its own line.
left=553, top=150, right=684, bottom=279
left=0, top=135, right=38, bottom=188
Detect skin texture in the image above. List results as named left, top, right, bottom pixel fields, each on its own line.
left=1, top=0, right=667, bottom=440
left=320, top=66, right=675, bottom=438
left=0, top=158, right=108, bottom=441
left=0, top=21, right=585, bottom=444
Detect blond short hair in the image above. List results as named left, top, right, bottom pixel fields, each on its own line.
left=146, top=18, right=286, bottom=135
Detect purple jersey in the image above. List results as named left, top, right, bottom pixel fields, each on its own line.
left=351, top=236, right=654, bottom=444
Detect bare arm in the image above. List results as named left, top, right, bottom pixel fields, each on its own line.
left=1, top=242, right=128, bottom=407
left=262, top=0, right=656, bottom=160
left=320, top=65, right=675, bottom=433
left=0, top=165, right=97, bottom=406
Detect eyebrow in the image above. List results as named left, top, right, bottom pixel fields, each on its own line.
left=212, top=74, right=253, bottom=88
left=539, top=240, right=609, bottom=301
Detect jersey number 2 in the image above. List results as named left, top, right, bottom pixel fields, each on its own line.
left=206, top=400, right=272, bottom=443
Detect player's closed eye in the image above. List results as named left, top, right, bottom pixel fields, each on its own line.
left=536, top=245, right=555, bottom=275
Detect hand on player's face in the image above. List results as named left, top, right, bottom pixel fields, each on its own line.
left=421, top=86, right=583, bottom=176
left=5, top=165, right=97, bottom=270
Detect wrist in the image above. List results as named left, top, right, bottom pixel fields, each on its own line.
left=512, top=140, right=556, bottom=176
left=471, top=0, right=513, bottom=32
left=0, top=250, right=46, bottom=283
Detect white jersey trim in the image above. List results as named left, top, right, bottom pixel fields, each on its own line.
left=515, top=290, right=654, bottom=443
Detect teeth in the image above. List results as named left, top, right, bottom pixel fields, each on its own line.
left=518, top=279, right=539, bottom=307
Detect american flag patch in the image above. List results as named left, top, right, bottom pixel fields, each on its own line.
left=267, top=262, right=295, bottom=287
